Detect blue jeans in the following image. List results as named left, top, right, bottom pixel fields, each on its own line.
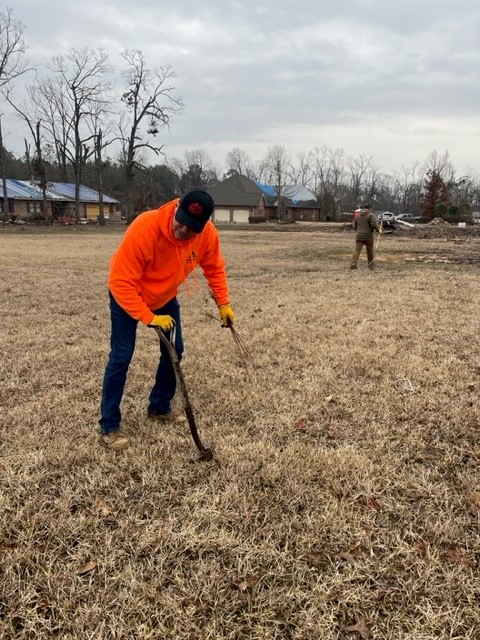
left=99, top=292, right=184, bottom=434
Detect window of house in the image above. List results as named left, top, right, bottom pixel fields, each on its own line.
left=27, top=202, right=42, bottom=214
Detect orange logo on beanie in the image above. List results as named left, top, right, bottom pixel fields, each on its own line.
left=189, top=202, right=203, bottom=216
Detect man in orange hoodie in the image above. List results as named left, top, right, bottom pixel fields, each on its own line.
left=99, top=188, right=235, bottom=451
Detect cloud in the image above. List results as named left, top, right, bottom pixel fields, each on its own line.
left=6, top=0, right=480, bottom=173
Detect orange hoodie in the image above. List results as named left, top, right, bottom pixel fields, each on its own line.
left=108, top=199, right=229, bottom=325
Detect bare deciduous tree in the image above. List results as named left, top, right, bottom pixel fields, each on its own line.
left=28, top=48, right=113, bottom=220
left=396, top=162, right=423, bottom=215
left=0, top=6, right=32, bottom=90
left=363, top=161, right=380, bottom=205
left=311, top=146, right=345, bottom=219
left=4, top=78, right=55, bottom=221
left=119, top=49, right=183, bottom=222
left=451, top=166, right=480, bottom=212
left=422, top=149, right=452, bottom=177
left=168, top=149, right=219, bottom=194
left=224, top=148, right=256, bottom=180
left=0, top=6, right=34, bottom=222
left=347, top=153, right=375, bottom=209
left=52, top=48, right=112, bottom=220
left=287, top=151, right=313, bottom=189
left=25, top=79, right=69, bottom=179
left=260, top=144, right=291, bottom=219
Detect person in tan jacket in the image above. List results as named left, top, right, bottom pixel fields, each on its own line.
left=99, top=188, right=235, bottom=451
left=350, top=204, right=383, bottom=270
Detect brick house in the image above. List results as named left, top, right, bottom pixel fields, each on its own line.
left=0, top=179, right=119, bottom=222
left=207, top=174, right=321, bottom=223
left=207, top=174, right=270, bottom=223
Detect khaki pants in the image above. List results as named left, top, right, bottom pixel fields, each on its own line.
left=351, top=237, right=375, bottom=268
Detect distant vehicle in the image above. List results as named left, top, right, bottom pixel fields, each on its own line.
left=352, top=207, right=392, bottom=228
left=376, top=212, right=396, bottom=222
left=395, top=213, right=421, bottom=222
left=367, top=211, right=396, bottom=233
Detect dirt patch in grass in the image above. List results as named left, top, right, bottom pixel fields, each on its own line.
left=0, top=228, right=479, bottom=639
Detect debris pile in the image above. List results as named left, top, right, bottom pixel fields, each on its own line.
left=428, top=217, right=450, bottom=226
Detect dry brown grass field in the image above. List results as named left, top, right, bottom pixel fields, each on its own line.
left=0, top=223, right=479, bottom=639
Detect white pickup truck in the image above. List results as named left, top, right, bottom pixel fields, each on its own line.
left=395, top=213, right=421, bottom=222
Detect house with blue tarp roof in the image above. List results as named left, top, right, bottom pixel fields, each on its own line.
left=47, top=182, right=118, bottom=204
left=208, top=174, right=322, bottom=223
left=0, top=179, right=119, bottom=222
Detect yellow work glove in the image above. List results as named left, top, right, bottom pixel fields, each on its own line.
left=379, top=227, right=384, bottom=234
left=218, top=304, right=235, bottom=327
left=149, top=315, right=175, bottom=331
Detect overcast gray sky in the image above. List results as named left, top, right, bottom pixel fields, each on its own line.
left=6, top=0, right=480, bottom=174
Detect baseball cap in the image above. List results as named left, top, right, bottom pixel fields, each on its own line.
left=175, top=189, right=214, bottom=233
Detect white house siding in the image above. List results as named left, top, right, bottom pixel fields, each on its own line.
left=232, top=209, right=250, bottom=224
left=214, top=208, right=231, bottom=223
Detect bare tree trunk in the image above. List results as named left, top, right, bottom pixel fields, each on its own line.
left=124, top=135, right=136, bottom=224
left=74, top=179, right=80, bottom=222
left=73, top=149, right=81, bottom=222
left=119, top=50, right=183, bottom=223
left=96, top=130, right=105, bottom=226
left=0, top=116, right=9, bottom=223
left=35, top=122, right=51, bottom=225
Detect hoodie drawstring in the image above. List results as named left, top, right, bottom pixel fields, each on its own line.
left=175, top=244, right=199, bottom=298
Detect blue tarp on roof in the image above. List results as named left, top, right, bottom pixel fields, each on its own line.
left=0, top=179, right=45, bottom=199
left=281, top=185, right=316, bottom=204
left=0, top=179, right=118, bottom=203
left=17, top=181, right=67, bottom=200
left=47, top=182, right=118, bottom=203
left=255, top=181, right=316, bottom=204
left=255, top=181, right=276, bottom=198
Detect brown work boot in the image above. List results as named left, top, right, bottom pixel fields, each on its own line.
left=147, top=411, right=187, bottom=424
left=100, top=431, right=129, bottom=451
